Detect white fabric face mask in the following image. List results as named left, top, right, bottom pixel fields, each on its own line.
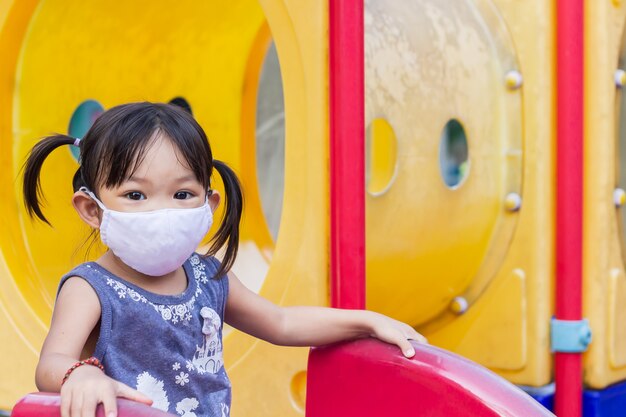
left=80, top=187, right=213, bottom=276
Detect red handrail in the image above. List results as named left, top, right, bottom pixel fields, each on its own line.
left=555, top=0, right=584, bottom=415
left=329, top=0, right=365, bottom=309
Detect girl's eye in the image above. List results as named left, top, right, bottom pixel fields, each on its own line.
left=174, top=191, right=194, bottom=200
left=125, top=191, right=145, bottom=201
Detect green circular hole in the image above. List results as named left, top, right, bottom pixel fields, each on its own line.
left=68, top=100, right=104, bottom=161
left=439, top=119, right=470, bottom=188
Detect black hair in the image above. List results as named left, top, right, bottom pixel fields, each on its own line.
left=168, top=97, right=193, bottom=115
left=22, top=102, right=242, bottom=278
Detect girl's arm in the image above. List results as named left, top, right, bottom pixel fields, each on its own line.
left=36, top=277, right=101, bottom=391
left=37, top=277, right=151, bottom=417
left=225, top=273, right=426, bottom=357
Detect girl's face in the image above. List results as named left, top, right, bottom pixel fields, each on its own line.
left=73, top=133, right=220, bottom=228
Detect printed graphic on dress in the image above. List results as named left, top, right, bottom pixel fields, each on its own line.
left=176, top=397, right=200, bottom=417
left=221, top=403, right=230, bottom=417
left=136, top=371, right=170, bottom=412
left=191, top=306, right=224, bottom=374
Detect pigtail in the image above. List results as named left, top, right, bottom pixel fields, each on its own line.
left=22, top=134, right=76, bottom=225
left=208, top=160, right=243, bottom=278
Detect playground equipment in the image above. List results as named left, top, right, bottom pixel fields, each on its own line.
left=0, top=0, right=624, bottom=416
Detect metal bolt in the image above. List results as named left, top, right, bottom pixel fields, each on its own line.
left=450, top=296, right=468, bottom=315
left=616, top=69, right=626, bottom=88
left=614, top=188, right=626, bottom=207
left=505, top=70, right=523, bottom=90
left=505, top=193, right=522, bottom=212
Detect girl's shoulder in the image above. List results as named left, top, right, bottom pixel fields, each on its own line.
left=58, top=262, right=107, bottom=295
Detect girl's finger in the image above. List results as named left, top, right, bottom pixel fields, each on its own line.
left=101, top=387, right=118, bottom=417
left=81, top=392, right=97, bottom=417
left=60, top=387, right=71, bottom=417
left=115, top=381, right=154, bottom=405
left=70, top=390, right=83, bottom=417
left=396, top=337, right=416, bottom=358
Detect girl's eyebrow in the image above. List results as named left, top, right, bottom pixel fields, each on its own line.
left=175, top=175, right=197, bottom=182
left=126, top=176, right=150, bottom=184
left=127, top=175, right=197, bottom=183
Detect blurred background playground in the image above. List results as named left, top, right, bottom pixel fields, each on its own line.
left=1, top=0, right=624, bottom=416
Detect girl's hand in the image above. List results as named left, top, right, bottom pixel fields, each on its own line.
left=60, top=365, right=153, bottom=417
left=367, top=311, right=427, bottom=358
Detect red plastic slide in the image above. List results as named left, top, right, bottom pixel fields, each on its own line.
left=306, top=339, right=555, bottom=417
left=11, top=392, right=174, bottom=417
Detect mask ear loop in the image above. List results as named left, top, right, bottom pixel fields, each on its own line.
left=78, top=186, right=107, bottom=211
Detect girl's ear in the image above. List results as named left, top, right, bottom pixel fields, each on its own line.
left=72, top=191, right=101, bottom=228
left=208, top=190, right=221, bottom=213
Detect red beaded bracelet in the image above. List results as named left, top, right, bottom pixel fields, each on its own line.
left=62, top=357, right=105, bottom=385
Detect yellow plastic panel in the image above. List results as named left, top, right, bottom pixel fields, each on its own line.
left=438, top=269, right=527, bottom=370
left=226, top=1, right=329, bottom=416
left=609, top=269, right=626, bottom=368
left=585, top=0, right=626, bottom=389
left=365, top=0, right=522, bottom=328
left=365, top=0, right=555, bottom=386
left=0, top=0, right=329, bottom=414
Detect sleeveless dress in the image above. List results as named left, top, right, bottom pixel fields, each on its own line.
left=59, top=253, right=231, bottom=417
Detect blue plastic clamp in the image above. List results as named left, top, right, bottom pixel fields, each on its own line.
left=550, top=318, right=592, bottom=353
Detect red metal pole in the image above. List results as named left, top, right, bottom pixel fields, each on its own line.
left=329, top=0, right=365, bottom=309
left=555, top=0, right=584, bottom=415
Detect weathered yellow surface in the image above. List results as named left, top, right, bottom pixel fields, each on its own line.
left=584, top=0, right=626, bottom=389
left=365, top=0, right=555, bottom=386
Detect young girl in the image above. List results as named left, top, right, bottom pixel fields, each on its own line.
left=23, top=102, right=425, bottom=417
